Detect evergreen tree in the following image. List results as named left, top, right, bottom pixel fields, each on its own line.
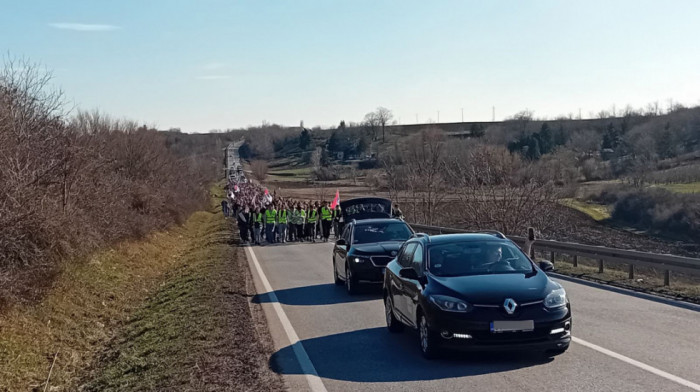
left=299, top=128, right=311, bottom=150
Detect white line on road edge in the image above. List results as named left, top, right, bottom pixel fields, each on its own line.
left=245, top=247, right=328, bottom=392
left=573, top=337, right=700, bottom=391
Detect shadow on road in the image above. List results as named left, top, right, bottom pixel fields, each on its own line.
left=270, top=327, right=553, bottom=383
left=252, top=283, right=382, bottom=306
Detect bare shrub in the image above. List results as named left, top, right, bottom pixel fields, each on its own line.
left=0, top=58, right=215, bottom=306
left=250, top=160, right=269, bottom=181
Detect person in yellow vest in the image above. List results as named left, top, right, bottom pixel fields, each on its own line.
left=306, top=203, right=318, bottom=242
left=277, top=203, right=289, bottom=244
left=253, top=207, right=263, bottom=245
left=264, top=203, right=277, bottom=245
left=320, top=200, right=333, bottom=242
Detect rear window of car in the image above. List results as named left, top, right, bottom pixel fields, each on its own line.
left=353, top=222, right=412, bottom=244
left=427, top=241, right=533, bottom=276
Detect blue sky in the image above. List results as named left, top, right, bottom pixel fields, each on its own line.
left=2, top=0, right=699, bottom=132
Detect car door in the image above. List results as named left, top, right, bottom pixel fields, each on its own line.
left=394, top=242, right=417, bottom=324
left=335, top=224, right=352, bottom=279
left=403, top=244, right=425, bottom=325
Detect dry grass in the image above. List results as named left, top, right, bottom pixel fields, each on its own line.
left=0, top=212, right=202, bottom=391
left=559, top=198, right=611, bottom=221
left=545, top=254, right=700, bottom=303
left=0, top=187, right=283, bottom=392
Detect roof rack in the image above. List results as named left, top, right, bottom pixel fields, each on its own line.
left=475, top=230, right=507, bottom=239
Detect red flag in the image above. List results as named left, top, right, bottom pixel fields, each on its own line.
left=330, top=190, right=340, bottom=209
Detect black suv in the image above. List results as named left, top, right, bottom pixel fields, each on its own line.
left=383, top=233, right=571, bottom=358
left=332, top=198, right=413, bottom=295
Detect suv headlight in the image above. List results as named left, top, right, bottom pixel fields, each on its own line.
left=353, top=256, right=368, bottom=263
left=429, top=295, right=470, bottom=312
left=544, top=288, right=567, bottom=309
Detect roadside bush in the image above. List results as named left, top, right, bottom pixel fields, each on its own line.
left=0, top=59, right=216, bottom=306
left=610, top=188, right=700, bottom=239
left=312, top=166, right=339, bottom=181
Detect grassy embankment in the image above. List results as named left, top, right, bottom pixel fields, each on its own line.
left=0, top=188, right=283, bottom=392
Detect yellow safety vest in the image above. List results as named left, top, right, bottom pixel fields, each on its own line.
left=321, top=207, right=333, bottom=221
left=265, top=209, right=276, bottom=224
left=278, top=210, right=288, bottom=224
left=308, top=210, right=318, bottom=222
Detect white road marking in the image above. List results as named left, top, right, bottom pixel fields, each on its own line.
left=573, top=337, right=700, bottom=391
left=245, top=247, right=328, bottom=392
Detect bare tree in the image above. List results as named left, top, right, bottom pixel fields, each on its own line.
left=364, top=111, right=379, bottom=141
left=250, top=160, right=269, bottom=181
left=444, top=143, right=562, bottom=235
left=375, top=107, right=393, bottom=143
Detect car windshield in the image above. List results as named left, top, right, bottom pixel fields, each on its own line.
left=428, top=241, right=533, bottom=276
left=353, top=222, right=412, bottom=244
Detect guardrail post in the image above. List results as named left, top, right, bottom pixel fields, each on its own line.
left=525, top=227, right=536, bottom=259
left=628, top=264, right=634, bottom=279
left=550, top=251, right=555, bottom=263
left=573, top=255, right=578, bottom=267
left=598, top=259, right=604, bottom=273
left=664, top=270, right=671, bottom=286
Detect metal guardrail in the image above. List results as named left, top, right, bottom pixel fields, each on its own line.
left=409, top=223, right=700, bottom=285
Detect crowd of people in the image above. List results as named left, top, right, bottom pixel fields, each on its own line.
left=221, top=180, right=344, bottom=245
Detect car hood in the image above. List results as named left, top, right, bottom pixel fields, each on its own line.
left=351, top=241, right=403, bottom=256
left=428, top=271, right=553, bottom=304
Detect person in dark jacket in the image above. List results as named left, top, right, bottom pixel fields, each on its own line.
left=237, top=205, right=250, bottom=243
left=221, top=199, right=229, bottom=217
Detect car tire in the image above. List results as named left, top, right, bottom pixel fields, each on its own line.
left=345, top=264, right=358, bottom=295
left=385, top=296, right=404, bottom=333
left=333, top=258, right=343, bottom=286
left=419, top=313, right=441, bottom=359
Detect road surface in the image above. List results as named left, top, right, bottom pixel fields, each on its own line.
left=245, top=242, right=700, bottom=392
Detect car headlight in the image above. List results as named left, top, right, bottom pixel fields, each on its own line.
left=353, top=257, right=367, bottom=263
left=429, top=295, right=470, bottom=312
left=544, top=288, right=567, bottom=309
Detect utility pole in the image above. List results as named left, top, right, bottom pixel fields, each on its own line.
left=461, top=108, right=464, bottom=122
left=578, top=108, right=582, bottom=119
left=437, top=110, right=440, bottom=123
left=492, top=106, right=495, bottom=122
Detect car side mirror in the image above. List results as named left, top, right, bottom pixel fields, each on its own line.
left=399, top=267, right=419, bottom=280
left=539, top=260, right=554, bottom=272
left=336, top=239, right=347, bottom=246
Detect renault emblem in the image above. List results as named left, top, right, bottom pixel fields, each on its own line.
left=503, top=298, right=518, bottom=315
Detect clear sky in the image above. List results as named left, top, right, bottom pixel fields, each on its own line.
left=2, top=0, right=699, bottom=132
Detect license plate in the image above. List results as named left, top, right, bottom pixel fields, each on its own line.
left=490, top=320, right=534, bottom=333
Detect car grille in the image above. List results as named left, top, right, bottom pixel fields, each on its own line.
left=370, top=256, right=393, bottom=266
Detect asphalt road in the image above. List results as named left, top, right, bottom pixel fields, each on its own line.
left=245, top=241, right=700, bottom=392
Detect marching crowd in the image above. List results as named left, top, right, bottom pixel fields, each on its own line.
left=221, top=180, right=344, bottom=245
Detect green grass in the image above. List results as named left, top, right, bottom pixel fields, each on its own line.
left=560, top=198, right=611, bottom=221
left=654, top=182, right=700, bottom=193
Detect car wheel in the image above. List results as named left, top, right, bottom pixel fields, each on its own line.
left=333, top=258, right=343, bottom=286
left=419, top=313, right=440, bottom=359
left=345, top=264, right=358, bottom=295
left=385, top=296, right=404, bottom=333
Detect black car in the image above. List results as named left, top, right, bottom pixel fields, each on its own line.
left=333, top=206, right=414, bottom=294
left=383, top=233, right=571, bottom=358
